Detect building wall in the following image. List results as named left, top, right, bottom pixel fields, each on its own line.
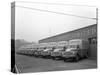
left=39, top=24, right=97, bottom=43
left=39, top=24, right=97, bottom=59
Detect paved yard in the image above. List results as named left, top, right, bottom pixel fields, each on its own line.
left=15, top=54, right=97, bottom=73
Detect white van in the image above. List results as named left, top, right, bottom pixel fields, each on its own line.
left=62, top=39, right=89, bottom=61
left=51, top=41, right=68, bottom=60
left=41, top=42, right=57, bottom=58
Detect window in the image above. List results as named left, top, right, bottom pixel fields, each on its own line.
left=88, top=37, right=97, bottom=44
left=70, top=45, right=77, bottom=48
left=92, top=37, right=97, bottom=44
left=91, top=28, right=96, bottom=35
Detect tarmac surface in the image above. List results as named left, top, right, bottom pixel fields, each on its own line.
left=15, top=54, right=97, bottom=73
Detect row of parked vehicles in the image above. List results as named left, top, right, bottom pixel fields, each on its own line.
left=17, top=39, right=89, bottom=62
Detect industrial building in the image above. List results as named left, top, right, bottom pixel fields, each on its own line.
left=39, top=24, right=97, bottom=60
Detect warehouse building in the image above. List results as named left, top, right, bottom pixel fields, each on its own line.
left=39, top=24, right=97, bottom=60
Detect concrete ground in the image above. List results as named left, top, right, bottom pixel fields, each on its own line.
left=15, top=54, right=97, bottom=73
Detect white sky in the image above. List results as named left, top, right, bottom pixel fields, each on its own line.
left=15, top=2, right=96, bottom=42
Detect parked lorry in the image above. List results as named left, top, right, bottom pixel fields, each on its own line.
left=34, top=43, right=47, bottom=57
left=17, top=44, right=39, bottom=56
left=34, top=46, right=46, bottom=57
left=62, top=39, right=89, bottom=62
left=51, top=41, right=68, bottom=60
left=41, top=47, right=55, bottom=58
left=41, top=42, right=57, bottom=58
left=22, top=44, right=38, bottom=56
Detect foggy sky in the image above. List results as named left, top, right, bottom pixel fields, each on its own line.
left=15, top=2, right=96, bottom=42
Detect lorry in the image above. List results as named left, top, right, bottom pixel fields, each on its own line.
left=41, top=42, right=57, bottom=58
left=34, top=46, right=46, bottom=57
left=62, top=39, right=89, bottom=62
left=34, top=43, right=47, bottom=57
left=22, top=44, right=38, bottom=56
left=41, top=47, right=55, bottom=58
left=51, top=46, right=66, bottom=60
left=51, top=41, right=68, bottom=60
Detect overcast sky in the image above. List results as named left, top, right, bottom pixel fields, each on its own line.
left=15, top=2, right=96, bottom=42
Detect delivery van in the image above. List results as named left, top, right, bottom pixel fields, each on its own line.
left=41, top=42, right=57, bottom=58
left=51, top=41, right=68, bottom=60
left=34, top=43, right=47, bottom=57
left=62, top=39, right=89, bottom=62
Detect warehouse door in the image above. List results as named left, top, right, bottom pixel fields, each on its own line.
left=88, top=37, right=97, bottom=60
